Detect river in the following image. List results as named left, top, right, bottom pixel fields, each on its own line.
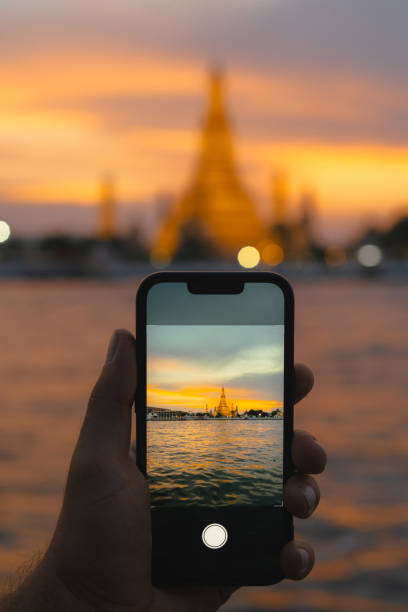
left=0, top=278, right=407, bottom=611
left=147, top=420, right=283, bottom=507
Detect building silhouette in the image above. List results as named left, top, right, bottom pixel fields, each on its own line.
left=286, top=190, right=317, bottom=260
left=269, top=178, right=319, bottom=261
left=214, top=387, right=239, bottom=418
left=152, top=70, right=267, bottom=262
left=99, top=173, right=116, bottom=239
left=271, top=169, right=288, bottom=226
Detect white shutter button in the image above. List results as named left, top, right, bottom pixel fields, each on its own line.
left=202, top=523, right=228, bottom=549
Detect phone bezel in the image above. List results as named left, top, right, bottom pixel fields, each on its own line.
left=135, top=271, right=294, bottom=586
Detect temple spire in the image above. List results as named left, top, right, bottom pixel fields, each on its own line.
left=207, top=68, right=224, bottom=115
left=215, top=386, right=230, bottom=417
left=152, top=69, right=267, bottom=262
left=98, top=173, right=116, bottom=239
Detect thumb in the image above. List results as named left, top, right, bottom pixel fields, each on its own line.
left=77, top=329, right=137, bottom=461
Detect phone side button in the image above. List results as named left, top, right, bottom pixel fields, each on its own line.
left=202, top=523, right=228, bottom=549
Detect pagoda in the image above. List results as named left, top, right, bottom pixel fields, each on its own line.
left=151, top=70, right=267, bottom=261
left=98, top=173, right=116, bottom=239
left=215, top=387, right=230, bottom=417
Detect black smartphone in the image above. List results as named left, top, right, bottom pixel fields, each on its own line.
left=135, top=271, right=294, bottom=587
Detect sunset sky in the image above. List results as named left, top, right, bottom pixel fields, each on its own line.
left=147, top=324, right=284, bottom=412
left=2, top=1, right=408, bottom=241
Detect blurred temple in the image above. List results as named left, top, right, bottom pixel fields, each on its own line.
left=152, top=70, right=267, bottom=262
left=99, top=173, right=116, bottom=240
left=270, top=182, right=320, bottom=262
left=270, top=169, right=287, bottom=226
left=151, top=69, right=321, bottom=264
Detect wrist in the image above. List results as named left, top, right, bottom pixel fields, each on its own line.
left=1, top=556, right=95, bottom=612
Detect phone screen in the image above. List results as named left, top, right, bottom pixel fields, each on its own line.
left=146, top=281, right=285, bottom=510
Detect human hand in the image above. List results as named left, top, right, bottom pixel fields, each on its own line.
left=36, top=329, right=325, bottom=612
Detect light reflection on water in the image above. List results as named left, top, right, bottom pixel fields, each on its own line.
left=0, top=279, right=407, bottom=611
left=147, top=420, right=283, bottom=506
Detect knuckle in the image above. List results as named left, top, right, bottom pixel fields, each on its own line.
left=68, top=452, right=104, bottom=488
left=292, top=432, right=327, bottom=474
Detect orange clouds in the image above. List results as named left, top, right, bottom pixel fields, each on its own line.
left=1, top=44, right=408, bottom=232
left=241, top=142, right=408, bottom=217
left=0, top=49, right=200, bottom=204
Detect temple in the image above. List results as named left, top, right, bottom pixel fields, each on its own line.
left=151, top=70, right=267, bottom=262
left=213, top=387, right=239, bottom=418
left=98, top=173, right=116, bottom=239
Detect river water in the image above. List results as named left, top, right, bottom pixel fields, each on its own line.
left=0, top=278, right=407, bottom=611
left=148, top=420, right=283, bottom=507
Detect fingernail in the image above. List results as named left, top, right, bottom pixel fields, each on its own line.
left=106, top=331, right=120, bottom=362
left=297, top=547, right=309, bottom=575
left=303, top=484, right=317, bottom=514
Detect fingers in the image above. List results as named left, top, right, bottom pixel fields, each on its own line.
left=78, top=330, right=137, bottom=461
left=280, top=540, right=314, bottom=580
left=280, top=365, right=318, bottom=581
left=294, top=363, right=314, bottom=403
left=292, top=430, right=327, bottom=474
left=285, top=431, right=326, bottom=518
left=129, top=440, right=136, bottom=462
left=283, top=473, right=320, bottom=518
left=292, top=368, right=326, bottom=515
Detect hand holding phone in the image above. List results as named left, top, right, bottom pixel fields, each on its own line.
left=35, top=283, right=325, bottom=612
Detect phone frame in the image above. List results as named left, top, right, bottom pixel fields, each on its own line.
left=135, top=271, right=294, bottom=586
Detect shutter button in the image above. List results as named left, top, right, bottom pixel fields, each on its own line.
left=202, top=523, right=228, bottom=549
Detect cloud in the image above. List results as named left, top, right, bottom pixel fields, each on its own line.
left=2, top=0, right=408, bottom=237
left=225, top=371, right=283, bottom=399
left=147, top=325, right=283, bottom=366
left=3, top=1, right=408, bottom=82
left=147, top=325, right=284, bottom=404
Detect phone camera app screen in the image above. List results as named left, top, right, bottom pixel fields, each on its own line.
left=146, top=282, right=284, bottom=509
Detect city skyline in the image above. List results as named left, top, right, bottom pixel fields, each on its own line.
left=2, top=1, right=408, bottom=243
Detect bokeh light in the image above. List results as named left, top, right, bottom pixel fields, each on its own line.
left=237, top=246, right=260, bottom=268
left=356, top=244, right=382, bottom=268
left=324, top=247, right=347, bottom=267
left=0, top=221, right=11, bottom=243
left=261, top=243, right=284, bottom=266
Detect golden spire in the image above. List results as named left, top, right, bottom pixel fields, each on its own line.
left=271, top=169, right=287, bottom=225
left=152, top=69, right=266, bottom=261
left=198, top=69, right=235, bottom=185
left=99, top=173, right=116, bottom=240
left=216, top=386, right=231, bottom=417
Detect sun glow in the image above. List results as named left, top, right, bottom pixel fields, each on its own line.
left=2, top=46, right=408, bottom=231
left=147, top=384, right=282, bottom=413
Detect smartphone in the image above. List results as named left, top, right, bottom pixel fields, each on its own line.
left=135, top=271, right=294, bottom=586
